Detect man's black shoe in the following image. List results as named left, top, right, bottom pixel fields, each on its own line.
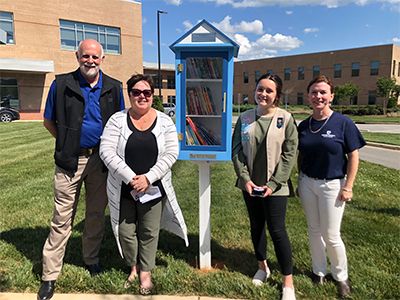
left=37, top=280, right=56, bottom=300
left=85, top=263, right=102, bottom=276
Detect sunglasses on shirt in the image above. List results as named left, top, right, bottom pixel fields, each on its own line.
left=130, top=89, right=153, bottom=98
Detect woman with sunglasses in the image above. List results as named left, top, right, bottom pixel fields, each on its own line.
left=100, top=74, right=188, bottom=295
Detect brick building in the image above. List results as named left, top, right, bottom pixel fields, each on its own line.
left=234, top=44, right=400, bottom=106
left=0, top=0, right=142, bottom=120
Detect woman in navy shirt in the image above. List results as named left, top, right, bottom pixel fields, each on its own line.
left=297, top=75, right=365, bottom=298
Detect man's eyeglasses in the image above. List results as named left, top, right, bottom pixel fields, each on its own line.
left=131, top=89, right=152, bottom=98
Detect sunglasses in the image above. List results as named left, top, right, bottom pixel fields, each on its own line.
left=131, top=89, right=152, bottom=98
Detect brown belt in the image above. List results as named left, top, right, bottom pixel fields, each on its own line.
left=79, top=146, right=99, bottom=157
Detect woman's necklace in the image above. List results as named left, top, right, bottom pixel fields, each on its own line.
left=308, top=112, right=333, bottom=134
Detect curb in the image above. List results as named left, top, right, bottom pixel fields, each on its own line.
left=0, top=293, right=240, bottom=300
left=366, top=142, right=400, bottom=151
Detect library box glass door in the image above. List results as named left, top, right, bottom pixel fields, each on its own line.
left=181, top=52, right=228, bottom=152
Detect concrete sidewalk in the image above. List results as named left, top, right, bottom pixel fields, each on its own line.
left=0, top=293, right=240, bottom=300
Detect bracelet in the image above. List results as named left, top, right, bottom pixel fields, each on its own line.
left=342, top=187, right=352, bottom=192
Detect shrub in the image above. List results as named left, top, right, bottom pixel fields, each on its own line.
left=152, top=95, right=164, bottom=112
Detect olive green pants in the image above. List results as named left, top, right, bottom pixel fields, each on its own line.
left=119, top=194, right=164, bottom=271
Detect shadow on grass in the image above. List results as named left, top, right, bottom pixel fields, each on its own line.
left=351, top=204, right=400, bottom=217
left=158, top=230, right=303, bottom=280
left=0, top=216, right=125, bottom=278
left=2, top=216, right=303, bottom=283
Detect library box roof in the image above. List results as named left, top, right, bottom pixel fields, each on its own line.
left=170, top=19, right=239, bottom=57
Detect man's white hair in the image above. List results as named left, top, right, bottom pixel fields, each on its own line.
left=77, top=39, right=104, bottom=57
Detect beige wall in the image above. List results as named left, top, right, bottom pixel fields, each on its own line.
left=234, top=44, right=400, bottom=106
left=0, top=0, right=142, bottom=119
left=143, top=68, right=176, bottom=102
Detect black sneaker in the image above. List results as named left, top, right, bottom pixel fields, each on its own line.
left=310, top=272, right=326, bottom=285
left=85, top=263, right=102, bottom=276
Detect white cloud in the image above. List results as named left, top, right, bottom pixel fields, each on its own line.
left=304, top=27, right=319, bottom=33
left=142, top=17, right=147, bottom=24
left=145, top=41, right=154, bottom=47
left=234, top=32, right=303, bottom=60
left=196, top=0, right=400, bottom=9
left=164, top=0, right=182, bottom=5
left=393, top=37, right=400, bottom=43
left=285, top=10, right=293, bottom=14
left=183, top=20, right=193, bottom=30
left=212, top=16, right=264, bottom=35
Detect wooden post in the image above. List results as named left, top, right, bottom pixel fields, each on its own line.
left=198, top=161, right=211, bottom=269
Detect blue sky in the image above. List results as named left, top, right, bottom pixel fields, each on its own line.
left=139, top=0, right=400, bottom=64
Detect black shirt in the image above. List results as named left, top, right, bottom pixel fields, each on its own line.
left=121, top=114, right=165, bottom=198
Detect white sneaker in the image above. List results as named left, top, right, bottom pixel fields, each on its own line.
left=252, top=268, right=271, bottom=286
left=281, top=287, right=296, bottom=300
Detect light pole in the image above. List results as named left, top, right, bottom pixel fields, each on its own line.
left=157, top=10, right=167, bottom=99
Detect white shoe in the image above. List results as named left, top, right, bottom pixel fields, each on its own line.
left=252, top=268, right=271, bottom=286
left=281, top=287, right=296, bottom=300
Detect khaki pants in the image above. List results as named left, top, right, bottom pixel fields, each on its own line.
left=41, top=153, right=107, bottom=281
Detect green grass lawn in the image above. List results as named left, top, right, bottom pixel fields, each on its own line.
left=361, top=132, right=400, bottom=146
left=292, top=113, right=400, bottom=124
left=1, top=122, right=399, bottom=299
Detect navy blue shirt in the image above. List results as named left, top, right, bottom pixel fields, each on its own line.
left=44, top=71, right=125, bottom=148
left=298, top=112, right=366, bottom=179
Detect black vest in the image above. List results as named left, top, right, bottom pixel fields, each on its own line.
left=54, top=69, right=122, bottom=173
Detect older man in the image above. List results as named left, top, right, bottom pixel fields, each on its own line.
left=38, top=39, right=125, bottom=300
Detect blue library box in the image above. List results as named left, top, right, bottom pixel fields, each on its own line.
left=170, top=19, right=239, bottom=161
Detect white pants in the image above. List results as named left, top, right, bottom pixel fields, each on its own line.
left=298, top=173, right=348, bottom=282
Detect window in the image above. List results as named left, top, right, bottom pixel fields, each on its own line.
left=297, top=93, right=304, bottom=105
left=167, top=76, right=175, bottom=89
left=351, top=95, right=358, bottom=105
left=266, top=69, right=273, bottom=75
left=0, top=78, right=19, bottom=109
left=243, top=72, right=249, bottom=84
left=167, top=95, right=176, bottom=104
left=298, top=67, right=305, bottom=80
left=351, top=62, right=360, bottom=77
left=0, top=11, right=14, bottom=44
left=368, top=90, right=376, bottom=105
left=60, top=20, right=121, bottom=54
left=334, top=64, right=342, bottom=78
left=397, top=64, right=400, bottom=76
left=370, top=60, right=379, bottom=76
left=284, top=68, right=291, bottom=81
left=312, top=65, right=320, bottom=78
left=393, top=60, right=396, bottom=76
left=242, top=94, right=248, bottom=104
left=153, top=75, right=163, bottom=89
left=255, top=70, right=261, bottom=82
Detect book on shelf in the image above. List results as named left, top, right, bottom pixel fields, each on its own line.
left=186, top=117, right=220, bottom=146
left=186, top=86, right=217, bottom=115
left=186, top=57, right=222, bottom=79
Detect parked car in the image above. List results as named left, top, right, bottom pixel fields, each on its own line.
left=0, top=107, right=20, bottom=123
left=162, top=103, right=176, bottom=117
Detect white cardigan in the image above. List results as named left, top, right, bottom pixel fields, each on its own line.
left=100, top=109, right=189, bottom=257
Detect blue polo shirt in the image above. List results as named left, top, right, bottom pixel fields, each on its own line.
left=298, top=112, right=366, bottom=180
left=44, top=71, right=125, bottom=148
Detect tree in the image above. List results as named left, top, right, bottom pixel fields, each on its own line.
left=376, top=77, right=398, bottom=115
left=334, top=83, right=360, bottom=106
left=152, top=95, right=164, bottom=112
